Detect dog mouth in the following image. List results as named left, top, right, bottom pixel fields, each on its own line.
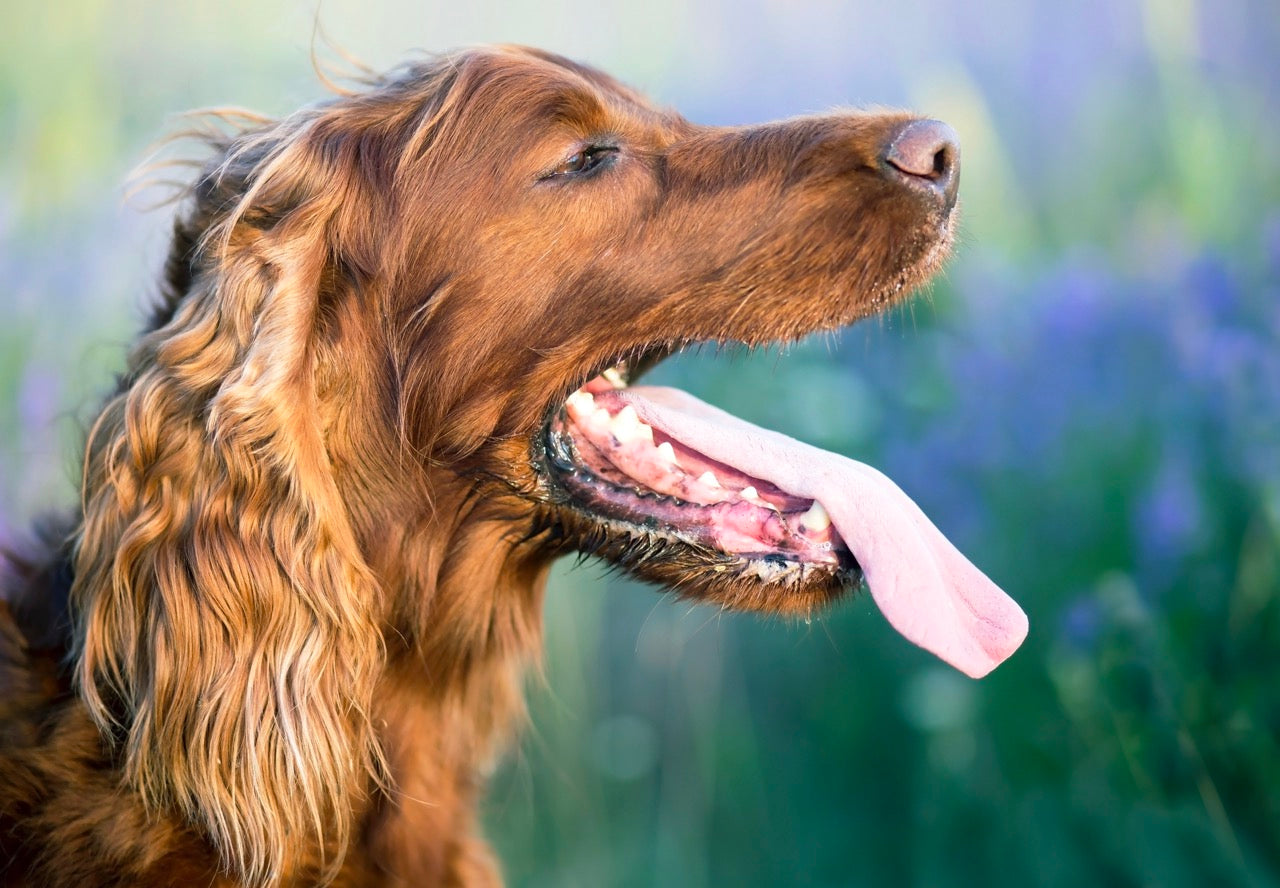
left=535, top=354, right=1029, bottom=679
left=545, top=366, right=855, bottom=584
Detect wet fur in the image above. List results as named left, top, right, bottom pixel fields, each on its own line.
left=0, top=46, right=951, bottom=886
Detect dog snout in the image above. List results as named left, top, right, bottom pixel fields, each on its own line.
left=881, top=119, right=960, bottom=212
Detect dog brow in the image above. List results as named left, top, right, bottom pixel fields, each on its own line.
left=529, top=84, right=613, bottom=132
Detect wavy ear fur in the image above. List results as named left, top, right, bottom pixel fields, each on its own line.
left=72, top=112, right=388, bottom=884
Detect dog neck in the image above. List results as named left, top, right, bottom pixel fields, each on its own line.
left=350, top=468, right=552, bottom=885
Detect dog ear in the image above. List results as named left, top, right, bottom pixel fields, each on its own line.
left=73, top=116, right=385, bottom=884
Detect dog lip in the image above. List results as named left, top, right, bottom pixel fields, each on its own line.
left=880, top=164, right=961, bottom=216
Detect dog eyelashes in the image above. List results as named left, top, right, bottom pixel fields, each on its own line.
left=543, top=144, right=619, bottom=180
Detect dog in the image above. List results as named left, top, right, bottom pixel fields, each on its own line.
left=0, top=45, right=1027, bottom=886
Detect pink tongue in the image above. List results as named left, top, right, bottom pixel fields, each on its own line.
left=618, top=386, right=1028, bottom=679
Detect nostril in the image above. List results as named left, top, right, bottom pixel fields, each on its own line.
left=882, top=119, right=961, bottom=209
left=929, top=145, right=950, bottom=177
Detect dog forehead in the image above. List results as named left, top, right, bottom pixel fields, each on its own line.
left=445, top=46, right=681, bottom=142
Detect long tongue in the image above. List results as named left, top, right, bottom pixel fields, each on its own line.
left=617, top=385, right=1028, bottom=679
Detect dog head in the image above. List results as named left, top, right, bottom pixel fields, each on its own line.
left=71, top=46, right=1022, bottom=884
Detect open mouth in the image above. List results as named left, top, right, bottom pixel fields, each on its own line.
left=535, top=352, right=1029, bottom=679
left=545, top=365, right=857, bottom=586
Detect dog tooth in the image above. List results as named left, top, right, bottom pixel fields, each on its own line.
left=800, top=500, right=831, bottom=532
left=565, top=390, right=595, bottom=416
left=697, top=471, right=721, bottom=489
left=582, top=406, right=610, bottom=437
left=655, top=441, right=676, bottom=466
left=611, top=405, right=642, bottom=442
left=602, top=367, right=626, bottom=388
left=740, top=485, right=779, bottom=511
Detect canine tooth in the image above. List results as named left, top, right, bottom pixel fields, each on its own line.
left=602, top=367, right=626, bottom=388
left=697, top=471, right=721, bottom=489
left=800, top=500, right=831, bottom=532
left=655, top=441, right=676, bottom=466
left=611, top=405, right=642, bottom=442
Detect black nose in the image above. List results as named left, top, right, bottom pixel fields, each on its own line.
left=882, top=119, right=960, bottom=212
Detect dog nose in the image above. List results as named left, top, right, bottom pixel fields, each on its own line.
left=882, top=119, right=960, bottom=211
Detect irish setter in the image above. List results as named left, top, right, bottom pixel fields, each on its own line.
left=0, top=46, right=1027, bottom=886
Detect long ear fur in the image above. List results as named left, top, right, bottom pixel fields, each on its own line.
left=72, top=114, right=386, bottom=884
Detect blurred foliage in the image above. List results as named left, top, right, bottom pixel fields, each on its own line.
left=2, top=0, right=1278, bottom=886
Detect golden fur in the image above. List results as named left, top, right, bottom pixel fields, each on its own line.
left=0, top=46, right=955, bottom=886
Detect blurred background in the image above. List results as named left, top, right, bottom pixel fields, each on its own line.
left=3, top=0, right=1278, bottom=885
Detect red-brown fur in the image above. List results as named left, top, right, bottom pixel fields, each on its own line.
left=0, top=46, right=954, bottom=886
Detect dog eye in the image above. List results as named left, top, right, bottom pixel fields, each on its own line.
left=546, top=145, right=618, bottom=179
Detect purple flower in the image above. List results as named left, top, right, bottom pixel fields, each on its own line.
left=1132, top=454, right=1202, bottom=591
left=1060, top=594, right=1103, bottom=652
